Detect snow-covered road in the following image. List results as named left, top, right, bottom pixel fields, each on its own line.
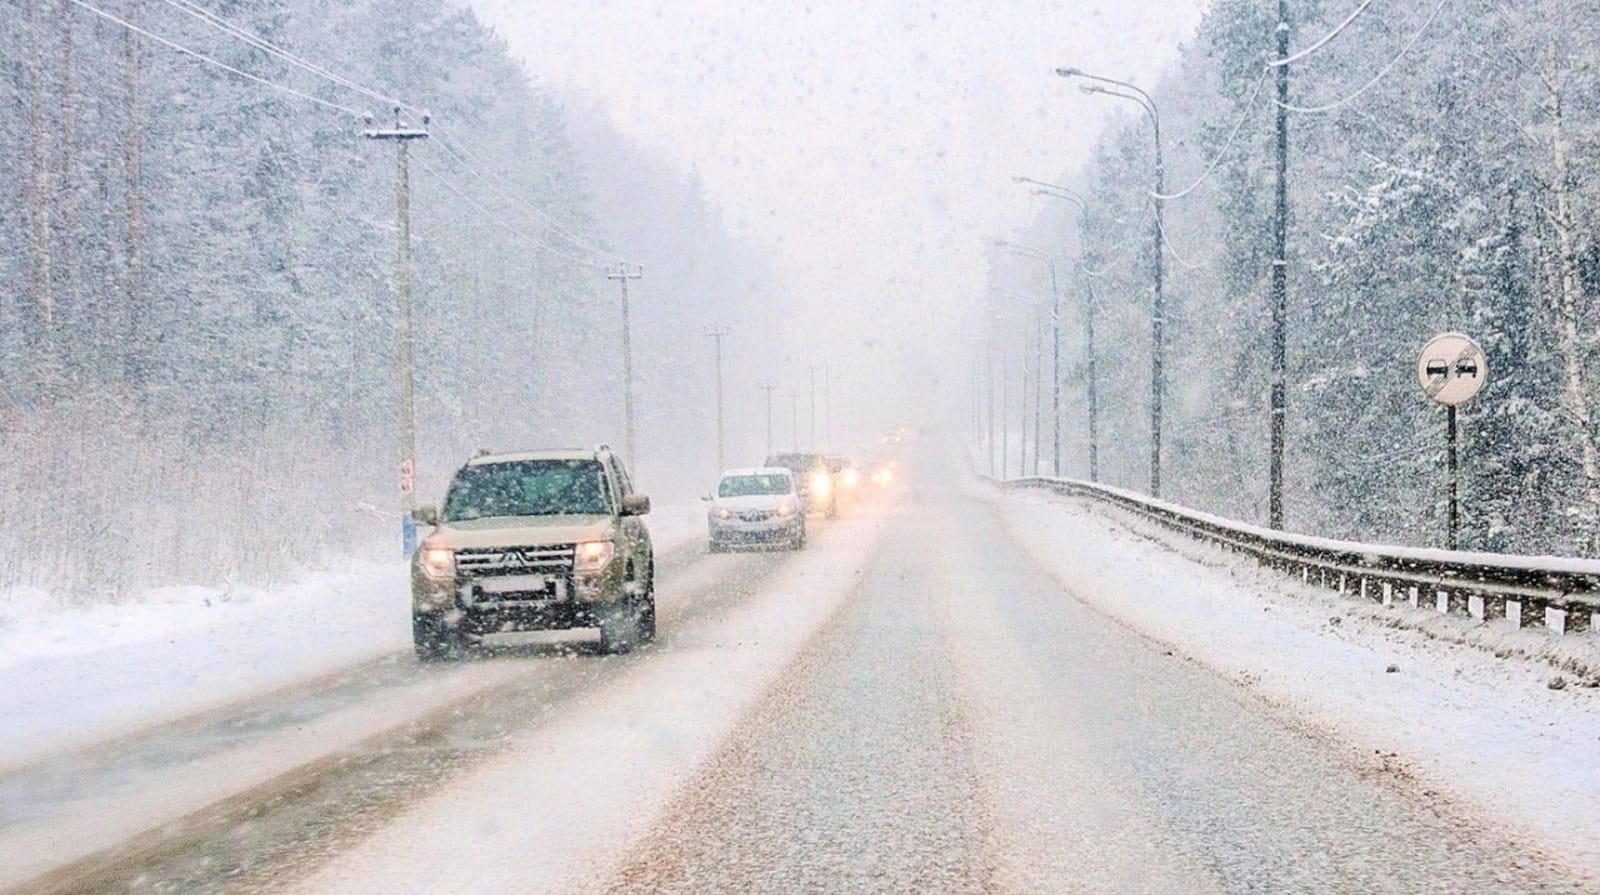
left=2, top=465, right=1595, bottom=893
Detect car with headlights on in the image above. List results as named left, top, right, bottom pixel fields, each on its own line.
left=409, top=446, right=655, bottom=660
left=705, top=467, right=805, bottom=551
left=825, top=455, right=862, bottom=503
left=764, top=452, right=837, bottom=518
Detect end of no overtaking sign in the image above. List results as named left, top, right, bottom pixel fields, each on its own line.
left=1417, top=333, right=1487, bottom=406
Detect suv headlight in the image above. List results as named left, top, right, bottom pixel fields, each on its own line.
left=574, top=540, right=616, bottom=572
left=810, top=471, right=833, bottom=497
left=714, top=506, right=733, bottom=520
left=419, top=546, right=455, bottom=579
left=774, top=500, right=796, bottom=517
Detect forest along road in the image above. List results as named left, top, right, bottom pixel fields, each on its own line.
left=8, top=480, right=1593, bottom=894
left=0, top=521, right=839, bottom=895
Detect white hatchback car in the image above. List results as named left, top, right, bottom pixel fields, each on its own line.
left=705, top=467, right=806, bottom=552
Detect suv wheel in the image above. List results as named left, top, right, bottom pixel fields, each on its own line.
left=636, top=586, right=657, bottom=644
left=413, top=612, right=466, bottom=662
left=598, top=603, right=641, bottom=654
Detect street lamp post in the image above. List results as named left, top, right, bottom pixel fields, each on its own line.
left=1014, top=177, right=1099, bottom=483
left=1056, top=67, right=1165, bottom=498
left=808, top=364, right=817, bottom=449
left=1269, top=1, right=1291, bottom=530
left=995, top=241, right=1061, bottom=477
left=788, top=391, right=800, bottom=453
left=992, top=287, right=1046, bottom=476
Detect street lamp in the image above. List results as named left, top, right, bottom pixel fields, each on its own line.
left=994, top=241, right=1061, bottom=477
left=991, top=287, right=1045, bottom=476
left=987, top=304, right=1030, bottom=479
left=1013, top=176, right=1099, bottom=484
left=1056, top=66, right=1166, bottom=498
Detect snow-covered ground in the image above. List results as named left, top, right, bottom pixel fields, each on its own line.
left=0, top=502, right=710, bottom=770
left=986, top=484, right=1600, bottom=878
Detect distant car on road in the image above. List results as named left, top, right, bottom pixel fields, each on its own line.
left=825, top=455, right=862, bottom=502
left=705, top=467, right=805, bottom=552
left=869, top=458, right=897, bottom=488
left=764, top=452, right=837, bottom=518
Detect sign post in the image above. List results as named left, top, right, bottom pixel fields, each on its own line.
left=1416, top=333, right=1488, bottom=550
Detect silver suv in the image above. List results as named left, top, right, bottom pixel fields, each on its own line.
left=410, top=447, right=655, bottom=658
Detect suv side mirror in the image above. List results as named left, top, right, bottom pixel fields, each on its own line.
left=412, top=504, right=440, bottom=526
left=621, top=494, right=651, bottom=516
left=701, top=493, right=714, bottom=502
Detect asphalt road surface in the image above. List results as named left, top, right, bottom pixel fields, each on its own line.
left=2, top=474, right=1588, bottom=894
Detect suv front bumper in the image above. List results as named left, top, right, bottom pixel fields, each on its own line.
left=412, top=559, right=627, bottom=620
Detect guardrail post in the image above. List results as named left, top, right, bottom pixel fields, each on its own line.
left=1545, top=606, right=1568, bottom=636
left=1570, top=605, right=1593, bottom=633
left=1507, top=600, right=1524, bottom=628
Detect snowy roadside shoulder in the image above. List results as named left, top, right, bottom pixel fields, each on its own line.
left=987, top=486, right=1600, bottom=881
left=0, top=561, right=412, bottom=770
left=0, top=503, right=709, bottom=771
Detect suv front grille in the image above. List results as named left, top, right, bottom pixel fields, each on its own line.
left=456, top=544, right=576, bottom=576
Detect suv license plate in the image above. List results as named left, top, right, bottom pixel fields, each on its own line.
left=479, top=574, right=547, bottom=595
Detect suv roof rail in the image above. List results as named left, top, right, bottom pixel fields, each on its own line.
left=593, top=443, right=612, bottom=456
left=473, top=448, right=493, bottom=458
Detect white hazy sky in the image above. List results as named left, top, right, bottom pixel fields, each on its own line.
left=471, top=0, right=1206, bottom=387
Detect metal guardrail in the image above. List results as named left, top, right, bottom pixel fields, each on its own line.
left=995, top=475, right=1598, bottom=637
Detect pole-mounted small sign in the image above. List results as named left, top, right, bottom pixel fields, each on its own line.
left=1417, top=332, right=1487, bottom=551
left=1417, top=332, right=1488, bottom=405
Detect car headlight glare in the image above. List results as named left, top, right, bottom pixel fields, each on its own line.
left=419, top=546, right=455, bottom=578
left=714, top=506, right=733, bottom=520
left=810, top=472, right=833, bottom=497
left=574, top=540, right=616, bottom=572
left=774, top=500, right=795, bottom=517
left=842, top=469, right=860, bottom=488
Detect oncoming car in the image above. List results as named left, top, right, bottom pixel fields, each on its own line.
left=409, top=446, right=655, bottom=659
left=764, top=452, right=837, bottom=518
left=705, top=467, right=805, bottom=551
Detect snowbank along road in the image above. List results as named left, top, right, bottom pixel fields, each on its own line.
left=2, top=455, right=1595, bottom=893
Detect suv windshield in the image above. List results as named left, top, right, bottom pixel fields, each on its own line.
left=443, top=459, right=612, bottom=521
left=765, top=453, right=821, bottom=473
left=718, top=474, right=791, bottom=497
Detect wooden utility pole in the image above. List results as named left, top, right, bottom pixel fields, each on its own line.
left=759, top=381, right=778, bottom=457
left=365, top=110, right=429, bottom=555
left=607, top=262, right=644, bottom=463
left=704, top=325, right=732, bottom=471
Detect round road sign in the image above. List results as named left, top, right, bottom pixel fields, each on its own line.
left=1417, top=333, right=1487, bottom=405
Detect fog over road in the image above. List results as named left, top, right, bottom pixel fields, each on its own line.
left=2, top=461, right=1588, bottom=894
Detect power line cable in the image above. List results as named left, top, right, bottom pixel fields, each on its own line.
left=430, top=130, right=609, bottom=256
left=415, top=157, right=604, bottom=268
left=1269, top=0, right=1378, bottom=68
left=66, top=0, right=368, bottom=118
left=156, top=0, right=424, bottom=117
left=1276, top=0, right=1450, bottom=114
left=1153, top=69, right=1269, bottom=201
